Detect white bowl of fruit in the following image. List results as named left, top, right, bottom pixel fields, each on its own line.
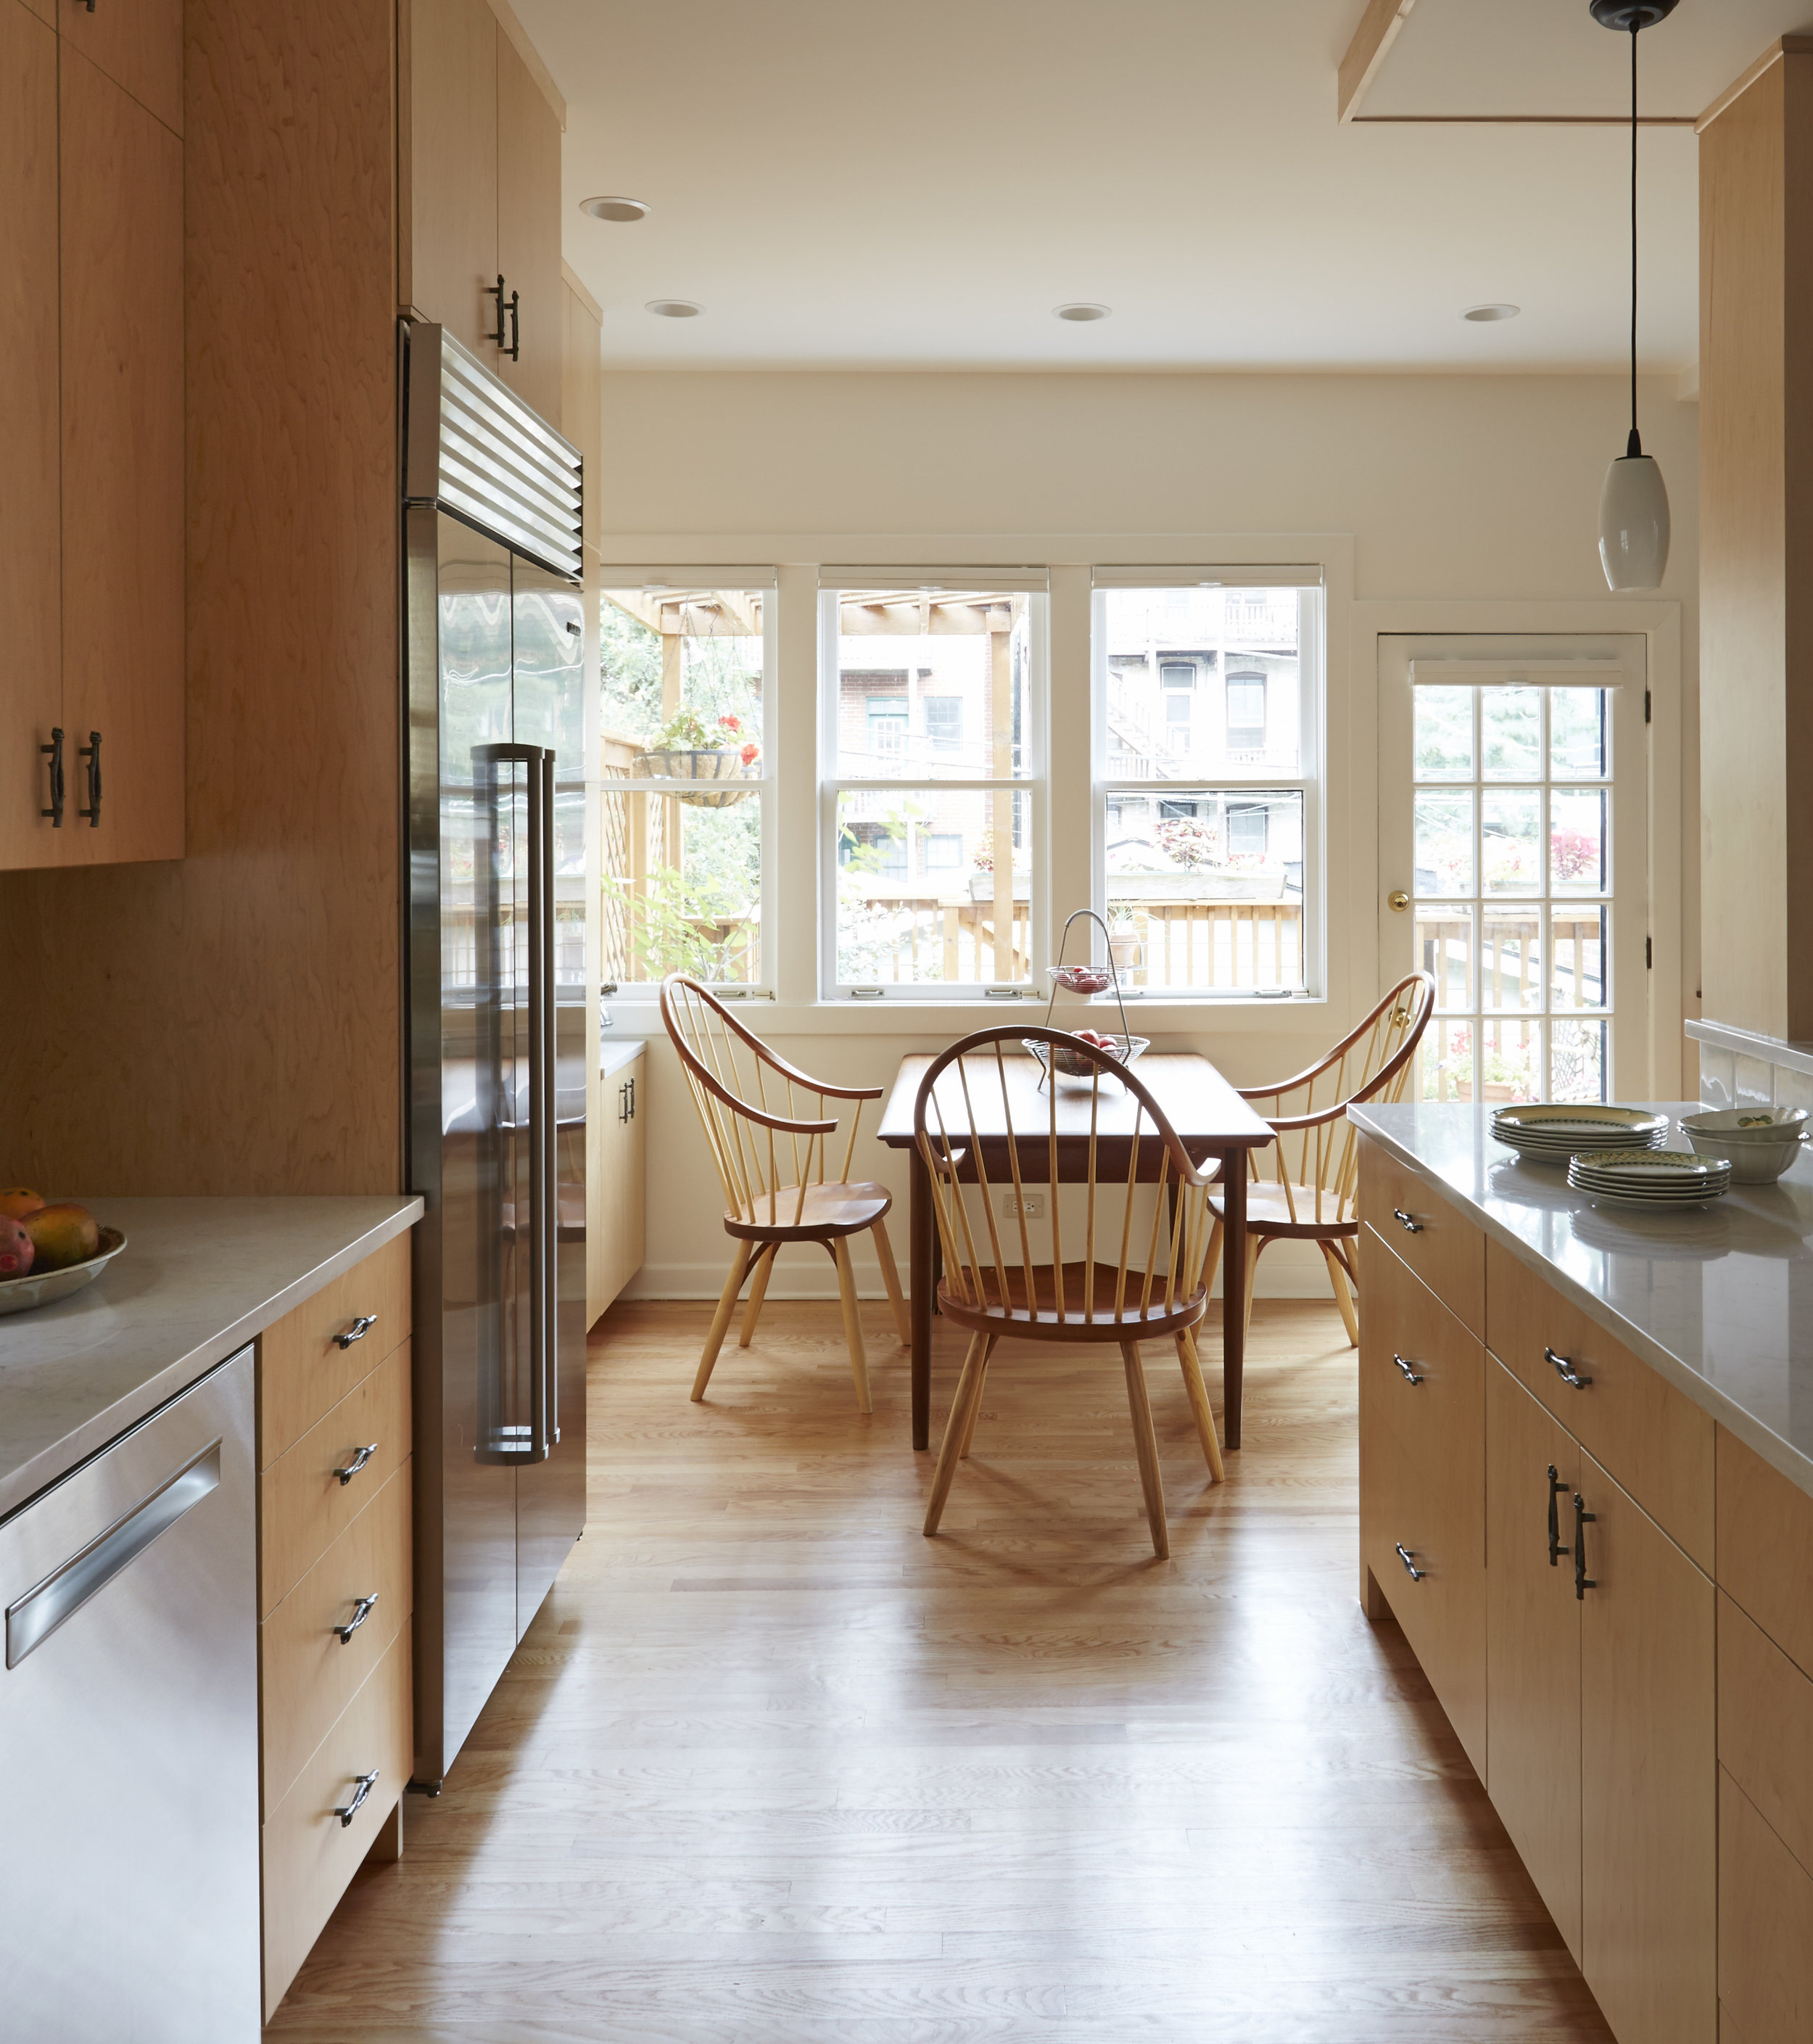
left=0, top=1190, right=126, bottom=1317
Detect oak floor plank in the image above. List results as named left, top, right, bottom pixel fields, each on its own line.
left=272, top=1298, right=1610, bottom=2041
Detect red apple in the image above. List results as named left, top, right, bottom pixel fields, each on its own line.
left=0, top=1216, right=33, bottom=1280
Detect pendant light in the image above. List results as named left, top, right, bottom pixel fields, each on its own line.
left=1591, top=1, right=1677, bottom=590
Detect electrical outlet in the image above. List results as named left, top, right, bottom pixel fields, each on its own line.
left=1000, top=1191, right=1045, bottom=1220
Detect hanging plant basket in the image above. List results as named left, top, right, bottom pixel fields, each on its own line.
left=631, top=748, right=757, bottom=807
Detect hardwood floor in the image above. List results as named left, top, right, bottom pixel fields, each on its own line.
left=272, top=1297, right=1611, bottom=2042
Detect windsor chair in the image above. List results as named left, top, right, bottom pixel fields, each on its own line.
left=914, top=1026, right=1227, bottom=1559
left=660, top=974, right=909, bottom=1412
left=1203, top=972, right=1435, bottom=1348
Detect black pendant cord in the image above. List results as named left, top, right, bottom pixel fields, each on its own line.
left=1628, top=24, right=1641, bottom=458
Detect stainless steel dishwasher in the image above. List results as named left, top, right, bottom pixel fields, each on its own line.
left=0, top=1344, right=260, bottom=2040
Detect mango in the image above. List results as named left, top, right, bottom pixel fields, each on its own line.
left=25, top=1203, right=100, bottom=1272
left=0, top=1188, right=44, bottom=1222
left=0, top=1216, right=32, bottom=1279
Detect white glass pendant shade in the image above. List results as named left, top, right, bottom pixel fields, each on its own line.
left=1598, top=448, right=1670, bottom=590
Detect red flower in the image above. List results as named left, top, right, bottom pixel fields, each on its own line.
left=718, top=713, right=740, bottom=733
left=740, top=741, right=759, bottom=765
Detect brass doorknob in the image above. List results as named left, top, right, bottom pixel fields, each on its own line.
left=1387, top=890, right=1411, bottom=912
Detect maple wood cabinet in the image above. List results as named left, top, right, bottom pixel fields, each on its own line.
left=588, top=1042, right=647, bottom=1324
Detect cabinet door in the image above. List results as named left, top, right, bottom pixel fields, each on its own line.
left=59, top=0, right=182, bottom=139
left=1, top=1, right=62, bottom=870
left=1579, top=1448, right=1717, bottom=2044
left=495, top=26, right=563, bottom=426
left=405, top=0, right=497, bottom=358
left=59, top=45, right=184, bottom=865
left=622, top=1052, right=646, bottom=1282
left=1485, top=1359, right=1583, bottom=1961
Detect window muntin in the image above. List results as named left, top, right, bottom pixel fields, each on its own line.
left=825, top=584, right=1044, bottom=994
left=599, top=582, right=773, bottom=989
left=1094, top=580, right=1321, bottom=997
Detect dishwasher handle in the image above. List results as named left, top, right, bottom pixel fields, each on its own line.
left=5, top=1441, right=222, bottom=1670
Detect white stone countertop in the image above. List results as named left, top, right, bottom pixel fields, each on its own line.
left=1349, top=1102, right=1813, bottom=1501
left=0, top=1195, right=422, bottom=1522
left=600, top=1035, right=647, bottom=1078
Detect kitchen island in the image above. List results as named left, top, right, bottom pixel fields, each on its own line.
left=1350, top=1103, right=1812, bottom=2044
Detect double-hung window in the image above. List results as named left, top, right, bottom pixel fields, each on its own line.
left=1093, top=570, right=1323, bottom=997
left=822, top=572, right=1046, bottom=994
left=598, top=572, right=775, bottom=990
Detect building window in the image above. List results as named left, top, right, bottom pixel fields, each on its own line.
left=598, top=577, right=773, bottom=989
left=824, top=579, right=1044, bottom=994
left=1094, top=578, right=1321, bottom=994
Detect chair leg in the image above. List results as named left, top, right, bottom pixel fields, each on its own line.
left=833, top=1236, right=872, bottom=1414
left=872, top=1216, right=911, bottom=1347
left=1176, top=1330, right=1226, bottom=1483
left=1242, top=1234, right=1265, bottom=1343
left=738, top=1243, right=777, bottom=1347
left=1322, top=1242, right=1360, bottom=1347
left=1200, top=1219, right=1225, bottom=1301
left=1119, top=1342, right=1170, bottom=1559
left=693, top=1240, right=753, bottom=1401
left=923, top=1332, right=988, bottom=1537
left=958, top=1335, right=997, bottom=1458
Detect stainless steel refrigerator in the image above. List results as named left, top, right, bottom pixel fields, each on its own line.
left=402, top=324, right=588, bottom=1787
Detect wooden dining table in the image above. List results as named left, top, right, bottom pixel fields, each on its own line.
left=876, top=1050, right=1276, bottom=1454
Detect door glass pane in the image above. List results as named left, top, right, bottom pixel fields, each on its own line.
left=1419, top=1019, right=1477, bottom=1103
left=1481, top=688, right=1541, bottom=779
left=1548, top=905, right=1607, bottom=1010
left=1550, top=786, right=1608, bottom=894
left=1414, top=791, right=1474, bottom=896
left=1550, top=688, right=1608, bottom=779
left=1416, top=905, right=1473, bottom=1012
left=835, top=588, right=1032, bottom=779
left=1551, top=1018, right=1608, bottom=1103
left=1481, top=789, right=1540, bottom=895
left=1480, top=909, right=1543, bottom=1012
left=1478, top=1017, right=1543, bottom=1103
left=1414, top=686, right=1473, bottom=780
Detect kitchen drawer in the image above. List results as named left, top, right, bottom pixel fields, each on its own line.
left=1356, top=1136, right=1484, bottom=1335
left=260, top=1233, right=411, bottom=1467
left=262, top=1627, right=410, bottom=2022
left=261, top=1340, right=410, bottom=1618
left=1719, top=1768, right=1813, bottom=2044
left=1359, top=1232, right=1487, bottom=1775
left=1716, top=1425, right=1813, bottom=1674
left=1719, top=1589, right=1813, bottom=1873
left=260, top=1460, right=411, bottom=1816
left=1486, top=1237, right=1714, bottom=1573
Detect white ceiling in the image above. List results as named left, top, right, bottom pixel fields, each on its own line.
left=510, top=0, right=1804, bottom=373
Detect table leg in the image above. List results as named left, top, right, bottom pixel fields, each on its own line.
left=909, top=1146, right=933, bottom=1450
left=1221, top=1155, right=1247, bottom=1452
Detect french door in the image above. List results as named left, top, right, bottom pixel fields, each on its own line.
left=1379, top=636, right=1648, bottom=1105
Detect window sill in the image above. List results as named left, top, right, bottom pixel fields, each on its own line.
left=602, top=993, right=1330, bottom=1038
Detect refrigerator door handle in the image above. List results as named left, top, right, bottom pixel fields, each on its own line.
left=540, top=748, right=559, bottom=1447
left=524, top=743, right=551, bottom=1463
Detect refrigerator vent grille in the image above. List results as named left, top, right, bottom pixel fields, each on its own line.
left=404, top=325, right=582, bottom=580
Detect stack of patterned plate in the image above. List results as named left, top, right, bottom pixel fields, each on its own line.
left=1490, top=1103, right=1670, bottom=1165
left=1566, top=1147, right=1732, bottom=1208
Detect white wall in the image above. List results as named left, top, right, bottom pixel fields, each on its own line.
left=595, top=370, right=1701, bottom=1301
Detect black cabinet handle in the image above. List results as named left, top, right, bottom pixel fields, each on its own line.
left=487, top=274, right=521, bottom=360
left=1573, top=1493, right=1597, bottom=1599
left=1392, top=1353, right=1423, bottom=1385
left=1395, top=1541, right=1426, bottom=1582
left=507, top=289, right=521, bottom=362
left=77, top=730, right=101, bottom=827
left=627, top=1075, right=636, bottom=1121
left=1392, top=1208, right=1421, bottom=1234
left=1547, top=1464, right=1566, bottom=1565
left=1545, top=1345, right=1592, bottom=1390
left=40, top=726, right=65, bottom=826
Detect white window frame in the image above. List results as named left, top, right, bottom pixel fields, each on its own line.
left=1090, top=568, right=1326, bottom=1002
left=819, top=573, right=1050, bottom=1000
left=597, top=567, right=779, bottom=1002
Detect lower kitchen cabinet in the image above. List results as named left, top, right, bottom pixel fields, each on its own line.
left=588, top=1042, right=646, bottom=1324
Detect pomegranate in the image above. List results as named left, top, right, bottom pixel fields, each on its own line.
left=0, top=1216, right=33, bottom=1279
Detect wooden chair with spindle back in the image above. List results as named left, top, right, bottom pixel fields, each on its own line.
left=1203, top=971, right=1435, bottom=1349
left=914, top=1026, right=1226, bottom=1559
left=660, top=973, right=910, bottom=1412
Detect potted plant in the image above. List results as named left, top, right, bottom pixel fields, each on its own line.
left=633, top=709, right=761, bottom=807
left=1106, top=907, right=1143, bottom=970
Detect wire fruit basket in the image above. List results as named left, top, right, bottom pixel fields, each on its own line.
left=1025, top=909, right=1149, bottom=1086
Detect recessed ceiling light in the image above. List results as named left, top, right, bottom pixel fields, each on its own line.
left=645, top=300, right=702, bottom=318
left=1054, top=302, right=1111, bottom=322
left=1463, top=303, right=1521, bottom=322
left=581, top=195, right=649, bottom=223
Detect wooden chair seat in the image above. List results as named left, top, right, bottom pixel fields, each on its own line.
left=938, top=1261, right=1207, bottom=1340
left=724, top=1182, right=892, bottom=1243
left=1208, top=1182, right=1360, bottom=1240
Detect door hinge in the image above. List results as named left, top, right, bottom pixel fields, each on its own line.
left=1644, top=689, right=1651, bottom=724
left=1645, top=936, right=1653, bottom=969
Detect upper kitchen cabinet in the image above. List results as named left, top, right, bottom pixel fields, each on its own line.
left=403, top=0, right=566, bottom=429
left=59, top=0, right=183, bottom=139
left=0, top=1, right=62, bottom=870
left=59, top=45, right=184, bottom=866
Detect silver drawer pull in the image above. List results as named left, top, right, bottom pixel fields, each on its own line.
left=6, top=1441, right=220, bottom=1670
left=1392, top=1353, right=1424, bottom=1385
left=1545, top=1345, right=1593, bottom=1390
left=334, top=1443, right=379, bottom=1487
left=334, top=1314, right=379, bottom=1351
left=1395, top=1542, right=1426, bottom=1582
left=1392, top=1208, right=1422, bottom=1234
left=334, top=1769, right=380, bottom=1828
left=332, top=1591, right=379, bottom=1645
